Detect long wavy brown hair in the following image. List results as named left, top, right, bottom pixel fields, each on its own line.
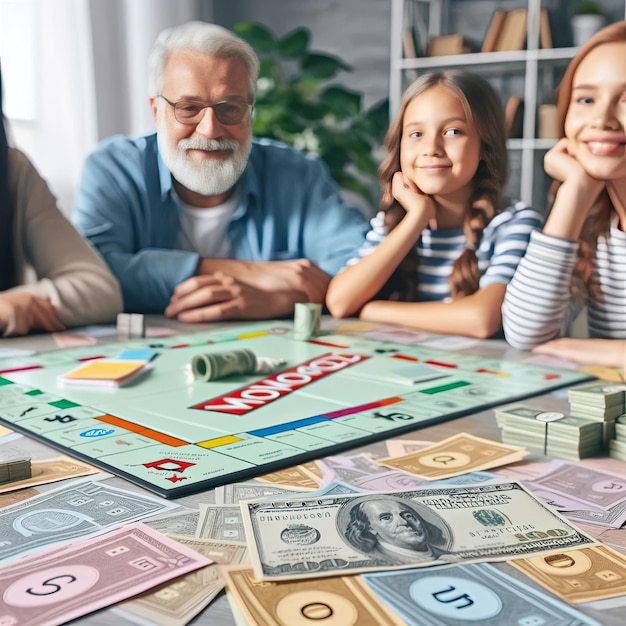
left=553, top=21, right=626, bottom=300
left=378, top=71, right=508, bottom=301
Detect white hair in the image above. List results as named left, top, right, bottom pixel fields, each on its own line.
left=148, top=21, right=259, bottom=100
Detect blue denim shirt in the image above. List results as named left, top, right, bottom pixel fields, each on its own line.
left=73, top=134, right=369, bottom=313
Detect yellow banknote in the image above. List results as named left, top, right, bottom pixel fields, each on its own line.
left=225, top=567, right=405, bottom=626
left=512, top=544, right=626, bottom=603
left=378, top=433, right=527, bottom=479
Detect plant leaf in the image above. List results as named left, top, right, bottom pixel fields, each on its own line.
left=301, top=53, right=352, bottom=79
left=318, top=86, right=361, bottom=120
left=258, top=59, right=280, bottom=81
left=233, top=22, right=277, bottom=53
left=278, top=28, right=310, bottom=59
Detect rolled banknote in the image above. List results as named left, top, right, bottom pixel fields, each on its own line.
left=293, top=302, right=322, bottom=341
left=240, top=482, right=597, bottom=581
left=192, top=349, right=258, bottom=381
left=191, top=350, right=285, bottom=381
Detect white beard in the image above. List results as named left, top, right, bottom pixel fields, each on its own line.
left=157, top=133, right=251, bottom=197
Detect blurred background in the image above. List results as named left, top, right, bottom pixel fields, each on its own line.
left=1, top=0, right=625, bottom=217
left=0, top=0, right=390, bottom=216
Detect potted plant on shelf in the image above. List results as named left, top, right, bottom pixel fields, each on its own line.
left=233, top=22, right=389, bottom=214
left=571, top=1, right=606, bottom=46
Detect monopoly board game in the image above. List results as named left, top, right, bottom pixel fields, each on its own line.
left=0, top=322, right=590, bottom=498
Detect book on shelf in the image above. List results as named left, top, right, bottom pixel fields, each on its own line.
left=403, top=28, right=418, bottom=58
left=481, top=9, right=507, bottom=53
left=427, top=34, right=475, bottom=57
left=482, top=8, right=550, bottom=52
left=504, top=96, right=524, bottom=139
left=539, top=8, right=552, bottom=49
left=493, top=8, right=528, bottom=52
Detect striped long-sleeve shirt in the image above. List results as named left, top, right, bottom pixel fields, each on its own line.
left=347, top=201, right=543, bottom=302
left=502, top=220, right=626, bottom=350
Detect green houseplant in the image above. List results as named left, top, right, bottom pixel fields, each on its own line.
left=233, top=22, right=389, bottom=211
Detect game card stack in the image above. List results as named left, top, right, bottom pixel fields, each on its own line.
left=0, top=447, right=32, bottom=484
left=58, top=359, right=152, bottom=388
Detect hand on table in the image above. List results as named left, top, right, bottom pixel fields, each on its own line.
left=533, top=338, right=626, bottom=369
left=197, top=258, right=330, bottom=304
left=165, top=272, right=310, bottom=322
left=0, top=292, right=65, bottom=336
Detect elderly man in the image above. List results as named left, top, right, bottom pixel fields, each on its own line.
left=74, top=21, right=368, bottom=321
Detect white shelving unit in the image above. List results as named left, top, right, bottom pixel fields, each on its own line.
left=389, top=0, right=626, bottom=208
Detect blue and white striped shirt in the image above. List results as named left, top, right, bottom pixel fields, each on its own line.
left=502, top=220, right=626, bottom=350
left=347, top=201, right=543, bottom=302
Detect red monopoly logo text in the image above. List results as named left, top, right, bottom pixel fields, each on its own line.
left=192, top=353, right=367, bottom=414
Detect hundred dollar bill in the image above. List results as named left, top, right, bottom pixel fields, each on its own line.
left=362, top=562, right=603, bottom=626
left=224, top=566, right=404, bottom=626
left=0, top=523, right=211, bottom=626
left=241, top=482, right=597, bottom=580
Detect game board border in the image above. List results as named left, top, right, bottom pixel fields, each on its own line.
left=0, top=373, right=592, bottom=499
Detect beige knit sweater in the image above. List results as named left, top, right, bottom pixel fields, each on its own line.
left=4, top=148, right=122, bottom=334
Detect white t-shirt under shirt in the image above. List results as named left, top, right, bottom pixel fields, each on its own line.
left=175, top=190, right=239, bottom=258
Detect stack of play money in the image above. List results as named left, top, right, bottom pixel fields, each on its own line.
left=0, top=447, right=32, bottom=484
left=495, top=404, right=603, bottom=460
left=568, top=381, right=626, bottom=421
left=609, top=413, right=626, bottom=461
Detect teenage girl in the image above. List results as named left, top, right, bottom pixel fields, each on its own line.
left=326, top=70, right=542, bottom=338
left=502, top=22, right=626, bottom=368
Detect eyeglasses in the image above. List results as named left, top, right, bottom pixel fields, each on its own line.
left=158, top=95, right=252, bottom=126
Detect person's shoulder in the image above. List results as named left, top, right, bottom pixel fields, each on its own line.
left=490, top=199, right=544, bottom=230
left=87, top=133, right=158, bottom=164
left=7, top=147, right=45, bottom=188
left=8, top=147, right=35, bottom=173
left=84, top=133, right=160, bottom=181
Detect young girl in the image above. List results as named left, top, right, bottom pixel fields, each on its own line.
left=326, top=71, right=542, bottom=338
left=502, top=22, right=626, bottom=369
left=0, top=66, right=122, bottom=336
